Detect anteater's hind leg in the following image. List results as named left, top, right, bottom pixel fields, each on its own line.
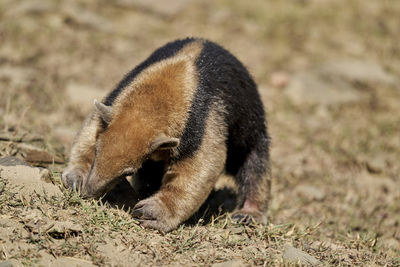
left=232, top=138, right=271, bottom=224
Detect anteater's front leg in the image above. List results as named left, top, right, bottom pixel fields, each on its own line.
left=131, top=150, right=226, bottom=232
left=62, top=112, right=99, bottom=191
left=132, top=111, right=227, bottom=232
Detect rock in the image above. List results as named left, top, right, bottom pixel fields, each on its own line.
left=365, top=157, right=386, bottom=174
left=21, top=209, right=49, bottom=234
left=21, top=209, right=82, bottom=236
left=212, top=260, right=246, bottom=267
left=230, top=227, right=244, bottom=235
left=16, top=143, right=64, bottom=164
left=0, top=261, right=13, bottom=267
left=0, top=260, right=22, bottom=267
left=47, top=221, right=83, bottom=235
left=116, top=0, right=195, bottom=18
left=285, top=71, right=362, bottom=106
left=0, top=160, right=60, bottom=197
left=296, top=185, right=326, bottom=201
left=0, top=131, right=43, bottom=143
left=21, top=209, right=44, bottom=222
left=0, top=156, right=30, bottom=166
left=285, top=59, right=395, bottom=106
left=282, top=244, right=321, bottom=266
left=319, top=60, right=396, bottom=86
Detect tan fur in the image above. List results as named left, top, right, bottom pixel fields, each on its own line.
left=66, top=40, right=204, bottom=177
left=62, top=112, right=100, bottom=187
left=110, top=39, right=204, bottom=137
left=214, top=174, right=238, bottom=193
left=80, top=40, right=205, bottom=196
left=250, top=167, right=271, bottom=222
left=92, top=43, right=204, bottom=183
left=63, top=41, right=204, bottom=195
left=134, top=104, right=228, bottom=232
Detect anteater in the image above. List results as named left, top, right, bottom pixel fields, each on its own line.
left=62, top=38, right=271, bottom=232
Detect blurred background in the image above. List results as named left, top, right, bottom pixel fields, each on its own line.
left=0, top=0, right=399, bottom=264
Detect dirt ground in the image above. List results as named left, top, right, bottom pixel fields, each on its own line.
left=0, top=0, right=399, bottom=266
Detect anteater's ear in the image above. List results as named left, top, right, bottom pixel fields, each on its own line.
left=150, top=135, right=180, bottom=152
left=94, top=99, right=112, bottom=124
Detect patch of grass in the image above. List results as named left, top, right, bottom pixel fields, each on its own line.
left=1, top=0, right=400, bottom=265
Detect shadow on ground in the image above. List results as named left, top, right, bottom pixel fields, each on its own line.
left=103, top=177, right=237, bottom=225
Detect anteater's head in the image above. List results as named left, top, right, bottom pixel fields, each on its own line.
left=81, top=99, right=179, bottom=198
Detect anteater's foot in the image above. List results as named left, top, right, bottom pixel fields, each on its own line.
left=131, top=196, right=179, bottom=233
left=61, top=167, right=86, bottom=192
left=232, top=210, right=266, bottom=225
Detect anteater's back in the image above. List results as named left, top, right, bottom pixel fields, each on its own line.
left=189, top=40, right=270, bottom=176
left=104, top=38, right=269, bottom=171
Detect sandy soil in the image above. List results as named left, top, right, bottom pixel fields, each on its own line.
left=0, top=0, right=399, bottom=266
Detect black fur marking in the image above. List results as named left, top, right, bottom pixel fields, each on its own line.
left=104, top=38, right=196, bottom=106
left=134, top=160, right=165, bottom=199
left=174, top=39, right=270, bottom=206
left=177, top=40, right=270, bottom=174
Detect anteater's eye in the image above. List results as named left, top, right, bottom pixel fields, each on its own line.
left=100, top=118, right=108, bottom=129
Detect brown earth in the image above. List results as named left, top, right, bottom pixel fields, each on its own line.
left=0, top=0, right=399, bottom=266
